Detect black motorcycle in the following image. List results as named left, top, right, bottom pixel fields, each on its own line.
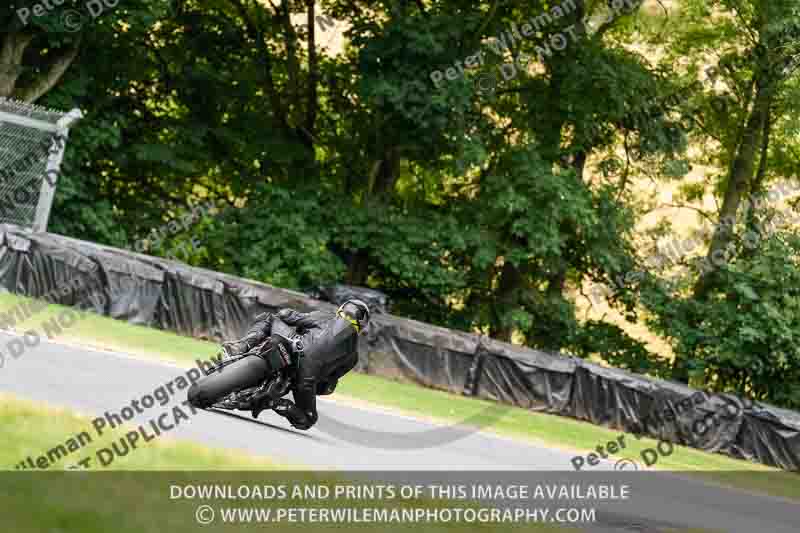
left=187, top=318, right=298, bottom=414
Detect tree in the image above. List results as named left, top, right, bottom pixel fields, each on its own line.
left=651, top=0, right=800, bottom=384
left=1, top=2, right=83, bottom=101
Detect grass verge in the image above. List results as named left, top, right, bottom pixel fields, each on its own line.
left=1, top=394, right=588, bottom=533
left=0, top=393, right=282, bottom=471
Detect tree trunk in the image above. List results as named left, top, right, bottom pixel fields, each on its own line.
left=345, top=146, right=401, bottom=284
left=373, top=146, right=401, bottom=196
left=691, top=77, right=774, bottom=301
left=672, top=75, right=775, bottom=383
left=0, top=31, right=81, bottom=102
left=744, top=109, right=772, bottom=241
left=490, top=259, right=524, bottom=342
left=0, top=32, right=34, bottom=98
left=524, top=268, right=568, bottom=351
left=345, top=250, right=370, bottom=285
left=305, top=0, right=318, bottom=136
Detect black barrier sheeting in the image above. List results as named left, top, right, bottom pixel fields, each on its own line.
left=306, top=284, right=391, bottom=314
left=475, top=338, right=576, bottom=413
left=0, top=224, right=798, bottom=471
left=734, top=403, right=800, bottom=470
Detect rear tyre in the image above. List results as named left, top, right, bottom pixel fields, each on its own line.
left=187, top=355, right=270, bottom=409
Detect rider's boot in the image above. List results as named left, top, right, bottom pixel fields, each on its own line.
left=272, top=398, right=315, bottom=430
left=250, top=371, right=293, bottom=419
left=222, top=312, right=273, bottom=359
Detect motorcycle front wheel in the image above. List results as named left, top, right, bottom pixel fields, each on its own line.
left=187, top=355, right=270, bottom=409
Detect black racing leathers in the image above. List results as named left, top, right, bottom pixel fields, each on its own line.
left=272, top=308, right=359, bottom=430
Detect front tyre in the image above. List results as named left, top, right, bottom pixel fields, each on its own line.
left=187, top=355, right=270, bottom=409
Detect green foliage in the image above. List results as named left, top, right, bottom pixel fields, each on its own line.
left=10, top=0, right=800, bottom=409
left=571, top=320, right=672, bottom=377
left=328, top=200, right=477, bottom=326
left=642, top=230, right=800, bottom=409
left=202, top=185, right=345, bottom=289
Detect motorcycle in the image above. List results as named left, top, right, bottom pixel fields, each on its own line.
left=187, top=318, right=298, bottom=414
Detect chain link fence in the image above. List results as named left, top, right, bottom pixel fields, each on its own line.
left=0, top=97, right=82, bottom=231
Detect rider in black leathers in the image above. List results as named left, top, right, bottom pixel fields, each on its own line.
left=220, top=299, right=369, bottom=430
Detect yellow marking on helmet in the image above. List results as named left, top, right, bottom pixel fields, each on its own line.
left=337, top=309, right=361, bottom=333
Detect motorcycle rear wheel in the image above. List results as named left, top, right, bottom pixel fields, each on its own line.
left=187, top=355, right=270, bottom=409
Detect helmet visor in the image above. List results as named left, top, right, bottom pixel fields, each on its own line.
left=337, top=300, right=370, bottom=331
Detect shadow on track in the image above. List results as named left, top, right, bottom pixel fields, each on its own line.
left=206, top=408, right=325, bottom=442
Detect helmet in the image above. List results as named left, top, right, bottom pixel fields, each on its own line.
left=337, top=299, right=370, bottom=333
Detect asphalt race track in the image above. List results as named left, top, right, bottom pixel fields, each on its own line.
left=1, top=331, right=799, bottom=533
